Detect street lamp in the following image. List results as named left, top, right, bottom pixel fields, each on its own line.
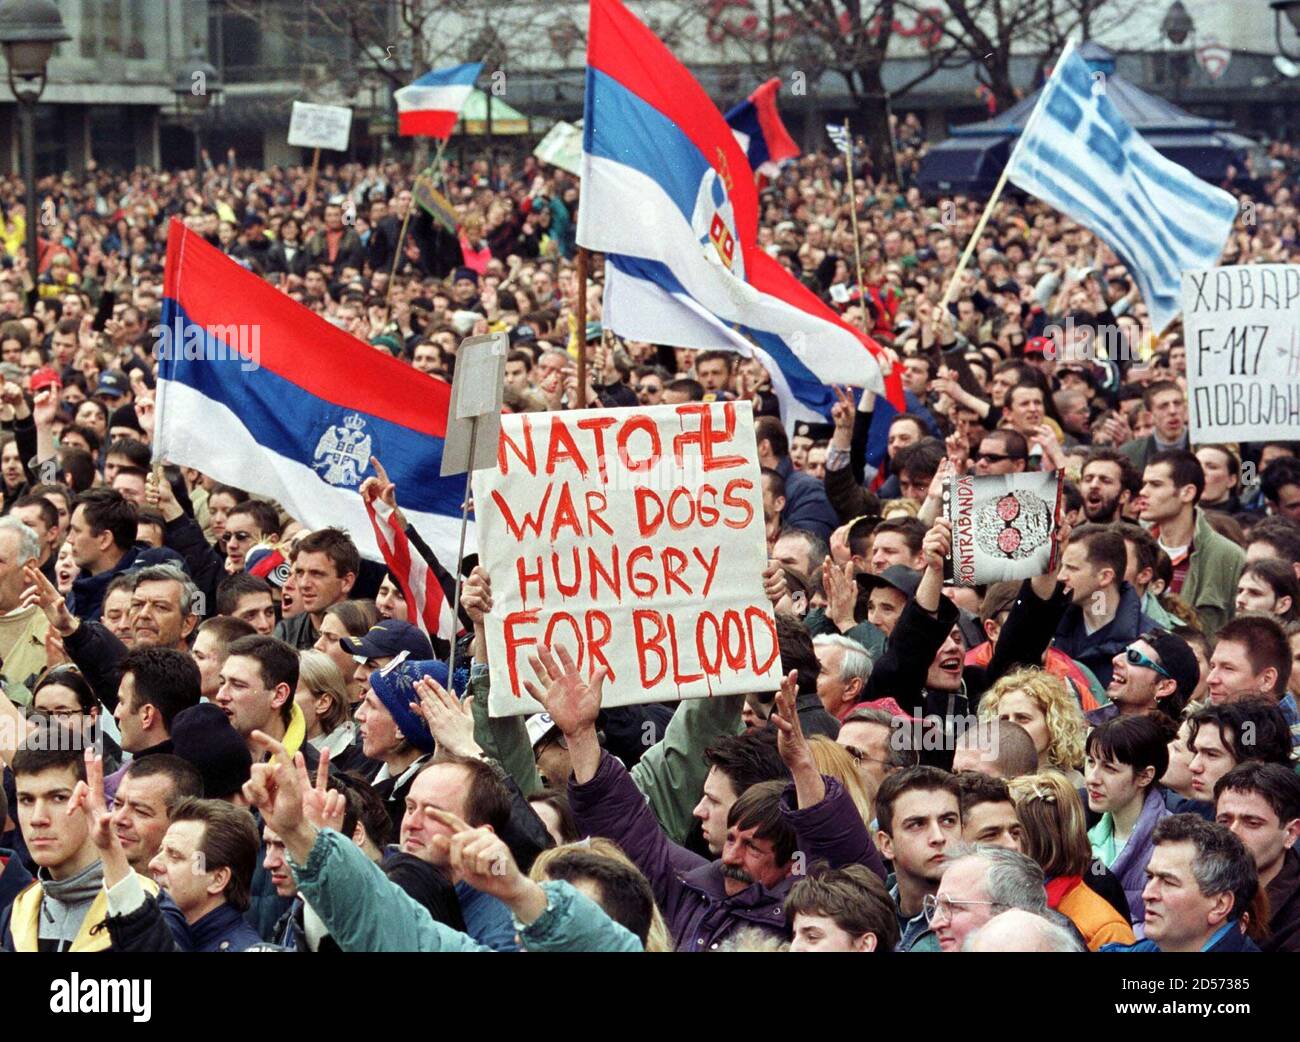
left=173, top=41, right=222, bottom=174
left=1273, top=0, right=1300, bottom=60
left=0, top=0, right=70, bottom=275
left=1162, top=1, right=1195, bottom=101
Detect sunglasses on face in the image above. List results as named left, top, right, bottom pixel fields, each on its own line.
left=975, top=451, right=1026, bottom=464
left=1125, top=646, right=1171, bottom=678
left=221, top=530, right=254, bottom=544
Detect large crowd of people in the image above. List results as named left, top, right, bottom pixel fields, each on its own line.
left=0, top=114, right=1296, bottom=953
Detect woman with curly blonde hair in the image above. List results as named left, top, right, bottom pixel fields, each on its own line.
left=978, top=667, right=1087, bottom=783
left=531, top=837, right=670, bottom=952
left=1008, top=771, right=1135, bottom=951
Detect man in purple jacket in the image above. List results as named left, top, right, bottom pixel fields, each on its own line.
left=525, top=645, right=885, bottom=951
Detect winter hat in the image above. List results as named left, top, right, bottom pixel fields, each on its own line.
left=170, top=703, right=253, bottom=800
left=368, top=658, right=460, bottom=755
left=245, top=543, right=290, bottom=589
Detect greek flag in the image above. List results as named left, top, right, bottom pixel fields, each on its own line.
left=1007, top=44, right=1237, bottom=333
left=826, top=123, right=852, bottom=155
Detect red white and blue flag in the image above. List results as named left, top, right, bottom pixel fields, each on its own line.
left=394, top=61, right=483, bottom=139
left=364, top=496, right=458, bottom=644
left=724, top=78, right=799, bottom=180
left=578, top=0, right=904, bottom=430
left=154, top=219, right=467, bottom=565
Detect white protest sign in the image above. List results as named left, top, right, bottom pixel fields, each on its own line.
left=1183, top=266, right=1300, bottom=444
left=472, top=401, right=779, bottom=717
left=288, top=102, right=354, bottom=152
left=533, top=121, right=583, bottom=177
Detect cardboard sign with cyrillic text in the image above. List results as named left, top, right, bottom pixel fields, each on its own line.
left=1183, top=266, right=1300, bottom=444
left=473, top=401, right=780, bottom=717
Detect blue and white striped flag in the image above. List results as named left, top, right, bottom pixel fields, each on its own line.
left=826, top=123, right=852, bottom=155
left=1007, top=44, right=1237, bottom=333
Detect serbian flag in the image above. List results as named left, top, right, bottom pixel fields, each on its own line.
left=154, top=219, right=467, bottom=564
left=364, top=495, right=458, bottom=645
left=579, top=0, right=904, bottom=430
left=724, top=78, right=799, bottom=179
left=394, top=62, right=483, bottom=139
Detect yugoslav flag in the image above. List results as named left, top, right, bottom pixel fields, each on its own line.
left=155, top=219, right=467, bottom=564
left=394, top=61, right=483, bottom=139
left=724, top=78, right=799, bottom=180
left=578, top=0, right=902, bottom=429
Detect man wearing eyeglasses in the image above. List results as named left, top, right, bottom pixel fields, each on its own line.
left=928, top=844, right=1048, bottom=952
left=972, top=430, right=1028, bottom=477
left=221, top=500, right=282, bottom=575
left=1088, top=632, right=1200, bottom=727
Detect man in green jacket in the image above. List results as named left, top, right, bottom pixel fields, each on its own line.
left=240, top=732, right=641, bottom=953
left=1140, top=450, right=1245, bottom=637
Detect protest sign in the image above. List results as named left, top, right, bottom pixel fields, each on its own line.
left=413, top=175, right=458, bottom=233
left=1182, top=266, right=1300, bottom=444
left=287, top=102, right=354, bottom=152
left=533, top=121, right=583, bottom=176
left=944, top=471, right=1063, bottom=587
left=472, top=401, right=780, bottom=717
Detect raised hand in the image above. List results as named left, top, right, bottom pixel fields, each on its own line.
left=761, top=559, right=787, bottom=608
left=921, top=517, right=952, bottom=573
left=242, top=732, right=307, bottom=839
left=524, top=645, right=604, bottom=739
left=69, top=747, right=114, bottom=851
left=411, top=675, right=481, bottom=759
left=297, top=748, right=345, bottom=833
left=822, top=555, right=858, bottom=632
left=461, top=565, right=492, bottom=626
left=32, top=387, right=58, bottom=430
left=134, top=392, right=155, bottom=439
left=428, top=808, right=541, bottom=918
left=21, top=559, right=77, bottom=637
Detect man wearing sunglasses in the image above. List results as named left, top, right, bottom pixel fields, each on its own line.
left=1088, top=631, right=1200, bottom=727
left=221, top=499, right=281, bottom=575
left=972, top=430, right=1028, bottom=477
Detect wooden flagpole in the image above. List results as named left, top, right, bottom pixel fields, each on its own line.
left=843, top=120, right=870, bottom=335
left=575, top=247, right=588, bottom=408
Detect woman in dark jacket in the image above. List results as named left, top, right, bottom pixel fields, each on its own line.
left=264, top=216, right=309, bottom=278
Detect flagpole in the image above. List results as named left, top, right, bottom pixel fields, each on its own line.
left=446, top=419, right=477, bottom=689
left=575, top=246, right=588, bottom=408
left=306, top=147, right=321, bottom=205
left=843, top=120, right=870, bottom=336
left=385, top=137, right=447, bottom=320
left=938, top=39, right=1077, bottom=316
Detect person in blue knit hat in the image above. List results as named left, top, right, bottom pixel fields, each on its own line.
left=361, top=657, right=446, bottom=831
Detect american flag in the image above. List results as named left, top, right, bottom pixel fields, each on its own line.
left=826, top=123, right=852, bottom=155
left=364, top=495, right=458, bottom=645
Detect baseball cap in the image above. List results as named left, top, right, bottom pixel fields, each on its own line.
left=856, top=565, right=922, bottom=600
left=341, top=618, right=434, bottom=662
left=95, top=370, right=130, bottom=398
left=29, top=366, right=60, bottom=394
left=1143, top=631, right=1201, bottom=705
left=1024, top=336, right=1052, bottom=356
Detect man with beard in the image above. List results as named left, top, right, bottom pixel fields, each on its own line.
left=1080, top=448, right=1139, bottom=524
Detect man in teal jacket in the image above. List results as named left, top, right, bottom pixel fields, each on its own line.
left=242, top=732, right=640, bottom=953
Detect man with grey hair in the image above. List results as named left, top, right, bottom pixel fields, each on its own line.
left=926, top=843, right=1047, bottom=951
left=24, top=559, right=201, bottom=712
left=0, top=515, right=49, bottom=704
left=837, top=706, right=918, bottom=794
left=963, top=908, right=1086, bottom=952
left=813, top=634, right=873, bottom=721
left=1102, top=815, right=1261, bottom=952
